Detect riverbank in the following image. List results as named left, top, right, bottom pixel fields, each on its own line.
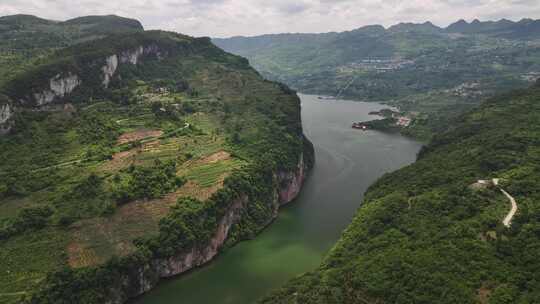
left=134, top=94, right=422, bottom=304
left=27, top=140, right=313, bottom=304
left=262, top=86, right=540, bottom=304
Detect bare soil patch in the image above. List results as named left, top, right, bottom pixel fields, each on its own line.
left=67, top=179, right=224, bottom=268
left=198, top=151, right=231, bottom=164
left=117, top=129, right=163, bottom=145
left=476, top=285, right=492, bottom=304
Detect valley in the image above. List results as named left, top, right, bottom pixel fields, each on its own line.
left=214, top=19, right=540, bottom=140
left=1, top=10, right=540, bottom=304
left=262, top=84, right=540, bottom=304
left=0, top=21, right=312, bottom=304
left=133, top=94, right=422, bottom=304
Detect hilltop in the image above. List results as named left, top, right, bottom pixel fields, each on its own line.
left=0, top=14, right=144, bottom=85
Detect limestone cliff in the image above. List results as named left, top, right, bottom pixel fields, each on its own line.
left=2, top=44, right=167, bottom=134
left=0, top=102, right=13, bottom=134
left=104, top=153, right=309, bottom=304
left=28, top=44, right=164, bottom=106
left=101, top=44, right=165, bottom=86
left=32, top=73, right=81, bottom=106
left=102, top=55, right=119, bottom=87
left=119, top=44, right=165, bottom=65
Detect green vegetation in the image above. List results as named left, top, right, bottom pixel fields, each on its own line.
left=214, top=20, right=540, bottom=139
left=184, top=159, right=244, bottom=187
left=0, top=14, right=143, bottom=86
left=0, top=27, right=312, bottom=303
left=261, top=83, right=540, bottom=303
left=111, top=160, right=185, bottom=203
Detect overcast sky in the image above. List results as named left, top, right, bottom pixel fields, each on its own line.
left=1, top=0, right=540, bottom=37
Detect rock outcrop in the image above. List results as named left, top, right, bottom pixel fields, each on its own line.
left=33, top=73, right=81, bottom=106
left=119, top=44, right=164, bottom=65
left=278, top=154, right=306, bottom=204
left=0, top=102, right=13, bottom=134
left=102, top=55, right=119, bottom=87
left=2, top=44, right=167, bottom=135
left=102, top=44, right=164, bottom=87
left=26, top=44, right=165, bottom=107
left=104, top=153, right=309, bottom=304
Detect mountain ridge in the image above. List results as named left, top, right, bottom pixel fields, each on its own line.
left=214, top=18, right=540, bottom=39
left=0, top=14, right=143, bottom=31
left=213, top=17, right=540, bottom=140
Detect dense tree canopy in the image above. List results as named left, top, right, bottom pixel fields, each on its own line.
left=261, top=85, right=540, bottom=304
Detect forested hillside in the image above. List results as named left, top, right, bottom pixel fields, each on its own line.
left=261, top=81, right=540, bottom=303
left=0, top=29, right=312, bottom=304
left=214, top=19, right=540, bottom=139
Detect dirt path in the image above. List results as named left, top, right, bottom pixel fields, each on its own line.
left=500, top=188, right=518, bottom=227
left=493, top=179, right=518, bottom=228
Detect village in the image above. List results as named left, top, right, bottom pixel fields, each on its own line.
left=352, top=108, right=413, bottom=131
left=444, top=82, right=484, bottom=98
left=338, top=57, right=415, bottom=73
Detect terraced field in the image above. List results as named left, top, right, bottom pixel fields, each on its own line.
left=0, top=81, right=246, bottom=296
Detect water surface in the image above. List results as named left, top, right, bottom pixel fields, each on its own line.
left=135, top=94, right=423, bottom=304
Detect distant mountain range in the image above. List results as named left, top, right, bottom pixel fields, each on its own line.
left=445, top=18, right=540, bottom=39
left=383, top=18, right=540, bottom=39
left=214, top=18, right=540, bottom=139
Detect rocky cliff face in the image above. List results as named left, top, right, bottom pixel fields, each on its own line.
left=119, top=44, right=164, bottom=65
left=29, top=45, right=165, bottom=106
left=101, top=44, right=164, bottom=86
left=278, top=154, right=306, bottom=205
left=105, top=153, right=309, bottom=304
left=0, top=102, right=12, bottom=134
left=33, top=73, right=81, bottom=106
left=102, top=55, right=119, bottom=87
left=2, top=44, right=167, bottom=135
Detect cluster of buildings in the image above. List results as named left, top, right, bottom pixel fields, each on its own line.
left=521, top=72, right=540, bottom=83
left=444, top=82, right=484, bottom=98
left=339, top=58, right=415, bottom=73
left=396, top=116, right=412, bottom=127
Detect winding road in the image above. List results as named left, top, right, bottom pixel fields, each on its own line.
left=493, top=178, right=518, bottom=228
left=500, top=188, right=518, bottom=227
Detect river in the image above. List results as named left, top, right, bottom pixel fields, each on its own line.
left=134, top=94, right=423, bottom=304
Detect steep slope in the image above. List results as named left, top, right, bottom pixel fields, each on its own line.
left=0, top=30, right=313, bottom=304
left=214, top=19, right=540, bottom=140
left=261, top=82, right=540, bottom=303
left=0, top=14, right=144, bottom=86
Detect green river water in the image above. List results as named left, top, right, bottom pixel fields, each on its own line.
left=134, top=94, right=423, bottom=304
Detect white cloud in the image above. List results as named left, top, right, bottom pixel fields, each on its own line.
left=1, top=0, right=539, bottom=37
